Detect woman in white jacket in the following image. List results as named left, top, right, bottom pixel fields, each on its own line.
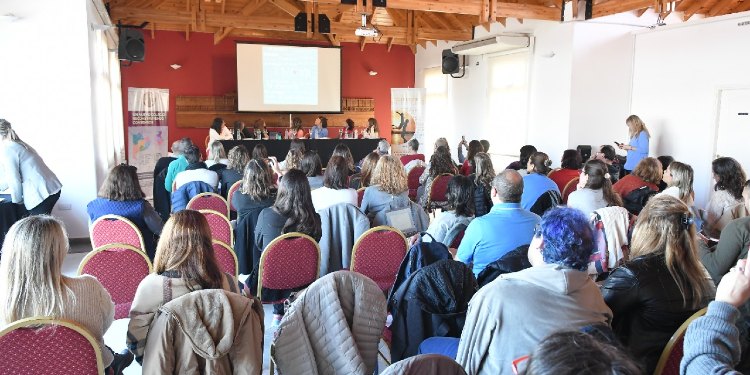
left=206, top=117, right=232, bottom=160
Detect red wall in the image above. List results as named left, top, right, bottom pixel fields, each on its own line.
left=120, top=31, right=415, bottom=153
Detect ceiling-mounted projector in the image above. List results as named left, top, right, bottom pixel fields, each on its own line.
left=355, top=13, right=379, bottom=38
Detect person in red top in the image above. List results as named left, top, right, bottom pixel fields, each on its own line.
left=612, top=157, right=662, bottom=198
left=549, top=149, right=583, bottom=200
left=400, top=138, right=425, bottom=166
left=460, top=140, right=484, bottom=176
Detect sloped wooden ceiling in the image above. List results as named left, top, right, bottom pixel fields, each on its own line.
left=106, top=0, right=750, bottom=52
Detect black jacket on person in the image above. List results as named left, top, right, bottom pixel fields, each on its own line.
left=219, top=168, right=243, bottom=198
left=600, top=253, right=715, bottom=374
left=388, top=259, right=477, bottom=363
left=153, top=156, right=175, bottom=222
left=476, top=245, right=531, bottom=288
left=232, top=192, right=274, bottom=275
left=389, top=233, right=452, bottom=303
left=469, top=174, right=493, bottom=217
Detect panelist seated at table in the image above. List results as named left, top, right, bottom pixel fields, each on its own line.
left=309, top=116, right=329, bottom=139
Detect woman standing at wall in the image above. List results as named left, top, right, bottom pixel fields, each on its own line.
left=618, top=115, right=650, bottom=174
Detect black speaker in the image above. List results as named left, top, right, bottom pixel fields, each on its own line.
left=577, top=145, right=592, bottom=161
left=294, top=12, right=307, bottom=32
left=584, top=0, right=593, bottom=20
left=442, top=49, right=460, bottom=74
left=318, top=14, right=330, bottom=34
left=119, top=28, right=145, bottom=62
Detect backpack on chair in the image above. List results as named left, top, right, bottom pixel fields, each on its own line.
left=388, top=233, right=452, bottom=303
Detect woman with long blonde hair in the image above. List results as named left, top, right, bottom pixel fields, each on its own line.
left=658, top=161, right=694, bottom=205
left=471, top=152, right=496, bottom=216
left=361, top=155, right=410, bottom=226
left=0, top=216, right=133, bottom=373
left=617, top=114, right=650, bottom=173
left=600, top=195, right=714, bottom=373
left=127, top=210, right=240, bottom=364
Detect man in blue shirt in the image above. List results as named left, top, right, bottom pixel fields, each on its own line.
left=456, top=169, right=540, bottom=276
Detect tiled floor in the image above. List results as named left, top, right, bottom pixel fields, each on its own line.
left=62, top=253, right=276, bottom=375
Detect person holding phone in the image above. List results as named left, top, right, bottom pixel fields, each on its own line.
left=617, top=115, right=650, bottom=174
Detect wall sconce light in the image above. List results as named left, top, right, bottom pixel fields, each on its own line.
left=368, top=70, right=378, bottom=76
left=170, top=64, right=182, bottom=70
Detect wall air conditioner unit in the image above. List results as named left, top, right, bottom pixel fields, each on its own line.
left=451, top=34, right=532, bottom=56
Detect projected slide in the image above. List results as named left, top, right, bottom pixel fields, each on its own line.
left=262, top=46, right=319, bottom=105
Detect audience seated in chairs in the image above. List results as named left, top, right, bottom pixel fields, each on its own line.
left=164, top=137, right=193, bottom=193
left=153, top=139, right=181, bottom=221
left=218, top=145, right=249, bottom=198
left=505, top=144, right=537, bottom=175
left=417, top=146, right=457, bottom=207
left=567, top=159, right=623, bottom=216
left=458, top=140, right=483, bottom=176
left=453, top=207, right=612, bottom=374
left=205, top=141, right=229, bottom=170
left=456, top=170, right=540, bottom=277
left=360, top=155, right=411, bottom=227
left=613, top=156, right=662, bottom=215
left=401, top=138, right=425, bottom=168
left=233, top=158, right=276, bottom=275
left=0, top=216, right=134, bottom=374
left=300, top=150, right=324, bottom=190
left=174, top=144, right=219, bottom=191
left=594, top=144, right=622, bottom=184
left=475, top=244, right=532, bottom=288
left=350, top=151, right=380, bottom=189
left=423, top=175, right=475, bottom=247
left=600, top=196, right=715, bottom=374
left=127, top=210, right=242, bottom=365
left=521, top=152, right=561, bottom=215
left=469, top=152, right=495, bottom=217
left=702, top=157, right=748, bottom=240
left=253, top=169, right=322, bottom=328
left=549, top=149, right=583, bottom=197
left=311, top=156, right=358, bottom=212
left=87, top=164, right=163, bottom=259
left=141, top=289, right=264, bottom=374
left=271, top=271, right=386, bottom=375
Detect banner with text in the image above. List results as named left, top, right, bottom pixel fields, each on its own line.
left=128, top=87, right=169, bottom=199
left=390, top=88, right=425, bottom=154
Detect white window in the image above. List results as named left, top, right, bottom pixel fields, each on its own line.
left=487, top=51, right=531, bottom=163
left=422, top=67, right=448, bottom=157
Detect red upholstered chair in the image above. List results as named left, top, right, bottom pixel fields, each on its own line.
left=407, top=166, right=425, bottom=202
left=77, top=243, right=152, bottom=320
left=426, top=174, right=454, bottom=213
left=357, top=187, right=366, bottom=207
left=351, top=226, right=409, bottom=292
left=562, top=177, right=580, bottom=204
left=188, top=192, right=229, bottom=218
left=212, top=240, right=239, bottom=279
left=89, top=214, right=146, bottom=252
left=0, top=317, right=105, bottom=374
left=200, top=209, right=234, bottom=245
left=257, top=233, right=321, bottom=303
left=652, top=307, right=708, bottom=375
left=227, top=180, right=243, bottom=213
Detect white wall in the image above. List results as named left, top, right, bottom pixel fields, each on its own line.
left=631, top=11, right=750, bottom=206
left=0, top=0, right=122, bottom=238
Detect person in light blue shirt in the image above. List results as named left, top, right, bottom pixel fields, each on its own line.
left=619, top=114, right=650, bottom=172
left=521, top=152, right=560, bottom=211
left=456, top=169, right=540, bottom=276
left=310, top=116, right=329, bottom=139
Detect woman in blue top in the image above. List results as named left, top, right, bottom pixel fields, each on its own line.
left=521, top=152, right=560, bottom=212
left=619, top=115, right=650, bottom=173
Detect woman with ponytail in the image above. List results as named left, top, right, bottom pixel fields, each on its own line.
left=567, top=159, right=623, bottom=215
left=521, top=152, right=560, bottom=211
left=600, top=195, right=715, bottom=374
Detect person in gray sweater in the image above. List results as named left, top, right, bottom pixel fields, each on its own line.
left=682, top=258, right=750, bottom=374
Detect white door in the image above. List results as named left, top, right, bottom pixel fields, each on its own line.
left=715, top=89, right=750, bottom=174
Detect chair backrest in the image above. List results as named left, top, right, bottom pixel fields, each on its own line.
left=227, top=180, right=243, bottom=212
left=407, top=166, right=426, bottom=201
left=351, top=226, right=409, bottom=292
left=562, top=177, right=579, bottom=204
left=89, top=214, right=146, bottom=252
left=427, top=173, right=454, bottom=206
left=652, top=307, right=708, bottom=375
left=212, top=240, right=239, bottom=279
left=446, top=223, right=468, bottom=249
left=199, top=209, right=234, bottom=245
left=77, top=243, right=152, bottom=320
left=188, top=192, right=229, bottom=217
left=258, top=232, right=321, bottom=303
left=0, top=317, right=105, bottom=374
left=357, top=187, right=366, bottom=206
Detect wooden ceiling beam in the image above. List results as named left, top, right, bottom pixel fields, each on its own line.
left=729, top=0, right=750, bottom=12
left=708, top=0, right=741, bottom=16
left=682, top=0, right=711, bottom=20
left=266, top=0, right=303, bottom=17
left=213, top=0, right=267, bottom=45
left=592, top=0, right=654, bottom=18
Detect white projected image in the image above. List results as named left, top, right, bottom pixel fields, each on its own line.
left=262, top=46, right=319, bottom=105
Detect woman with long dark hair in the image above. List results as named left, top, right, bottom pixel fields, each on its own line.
left=350, top=152, right=380, bottom=189
left=255, top=169, right=322, bottom=326
left=300, top=151, right=324, bottom=190
left=549, top=149, right=582, bottom=194
left=601, top=196, right=715, bottom=373
left=521, top=152, right=560, bottom=211
left=418, top=146, right=457, bottom=207
left=703, top=157, right=748, bottom=239
left=460, top=140, right=484, bottom=176
left=311, top=156, right=358, bottom=211
left=87, top=164, right=163, bottom=258
left=567, top=159, right=623, bottom=215
left=127, top=210, right=240, bottom=364
left=363, top=117, right=379, bottom=139
left=207, top=117, right=232, bottom=159
left=343, top=118, right=356, bottom=138
left=332, top=143, right=357, bottom=175
left=424, top=175, right=475, bottom=246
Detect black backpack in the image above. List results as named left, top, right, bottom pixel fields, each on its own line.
left=623, top=186, right=657, bottom=215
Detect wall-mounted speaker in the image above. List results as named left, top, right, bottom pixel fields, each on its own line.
left=577, top=145, right=592, bottom=161
left=118, top=28, right=145, bottom=62
left=318, top=14, right=330, bottom=34
left=584, top=0, right=593, bottom=20
left=294, top=12, right=307, bottom=32
left=442, top=49, right=460, bottom=74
